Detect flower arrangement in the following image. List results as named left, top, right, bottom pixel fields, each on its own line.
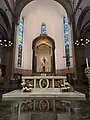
left=21, top=79, right=33, bottom=92
left=85, top=67, right=90, bottom=79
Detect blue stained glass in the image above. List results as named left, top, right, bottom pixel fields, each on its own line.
left=63, top=16, right=70, bottom=67
left=41, top=23, right=46, bottom=35
left=17, top=18, right=24, bottom=67
left=19, top=32, right=23, bottom=37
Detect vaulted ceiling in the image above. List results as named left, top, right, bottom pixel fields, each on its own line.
left=14, top=0, right=73, bottom=22
left=1, top=0, right=90, bottom=42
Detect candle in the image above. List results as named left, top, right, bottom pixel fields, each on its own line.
left=86, top=58, right=89, bottom=68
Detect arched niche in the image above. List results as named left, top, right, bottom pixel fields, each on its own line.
left=32, top=35, right=55, bottom=75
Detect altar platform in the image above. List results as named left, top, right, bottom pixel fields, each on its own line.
left=2, top=88, right=86, bottom=101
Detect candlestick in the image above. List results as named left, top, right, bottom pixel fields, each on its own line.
left=86, top=58, right=89, bottom=68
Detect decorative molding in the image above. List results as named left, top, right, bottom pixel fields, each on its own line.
left=39, top=100, right=49, bottom=111
left=39, top=79, right=49, bottom=88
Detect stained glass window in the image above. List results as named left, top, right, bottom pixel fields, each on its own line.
left=41, top=23, right=46, bottom=35
left=63, top=16, right=70, bottom=68
left=17, top=18, right=24, bottom=67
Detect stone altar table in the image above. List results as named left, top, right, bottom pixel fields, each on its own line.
left=2, top=88, right=85, bottom=101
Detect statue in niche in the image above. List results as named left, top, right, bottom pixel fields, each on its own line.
left=41, top=57, right=47, bottom=72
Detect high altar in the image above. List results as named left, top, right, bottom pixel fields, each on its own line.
left=2, top=25, right=85, bottom=100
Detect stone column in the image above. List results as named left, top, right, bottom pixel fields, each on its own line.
left=34, top=79, right=36, bottom=88
left=32, top=49, right=35, bottom=73
left=52, top=79, right=54, bottom=88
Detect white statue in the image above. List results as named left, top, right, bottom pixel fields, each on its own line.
left=41, top=57, right=47, bottom=72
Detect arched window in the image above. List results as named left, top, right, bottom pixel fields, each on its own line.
left=17, top=18, right=24, bottom=67
left=41, top=23, right=47, bottom=35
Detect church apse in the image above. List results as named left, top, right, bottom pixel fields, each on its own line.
left=32, top=35, right=55, bottom=75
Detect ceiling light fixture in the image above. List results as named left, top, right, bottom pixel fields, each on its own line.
left=77, top=43, right=79, bottom=46
left=75, top=38, right=90, bottom=46
left=9, top=41, right=11, bottom=43
left=88, top=40, right=90, bottom=42
left=0, top=43, right=2, bottom=46
left=80, top=39, right=83, bottom=41
left=5, top=44, right=7, bottom=47
left=76, top=40, right=79, bottom=43
left=81, top=43, right=84, bottom=46
left=4, top=40, right=7, bottom=42
left=86, top=39, right=88, bottom=41
left=86, top=42, right=88, bottom=44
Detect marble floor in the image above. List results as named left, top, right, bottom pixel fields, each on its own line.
left=0, top=98, right=90, bottom=120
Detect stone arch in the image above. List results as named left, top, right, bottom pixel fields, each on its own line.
left=77, top=6, right=90, bottom=38
left=0, top=24, right=8, bottom=39
left=32, top=35, right=55, bottom=50
left=14, top=0, right=73, bottom=23
left=80, top=20, right=90, bottom=37
left=80, top=25, right=90, bottom=38
left=0, top=8, right=11, bottom=40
